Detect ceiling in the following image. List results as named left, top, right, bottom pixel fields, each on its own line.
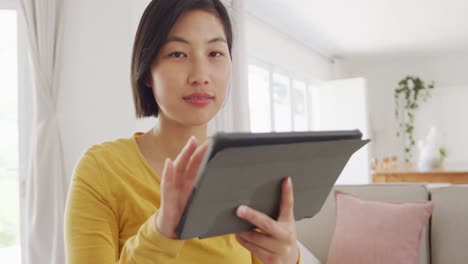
left=245, top=0, right=468, bottom=58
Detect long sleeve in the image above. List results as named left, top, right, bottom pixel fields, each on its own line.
left=64, top=151, right=185, bottom=264
left=65, top=136, right=255, bottom=264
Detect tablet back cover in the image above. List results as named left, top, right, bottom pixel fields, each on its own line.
left=177, top=137, right=369, bottom=239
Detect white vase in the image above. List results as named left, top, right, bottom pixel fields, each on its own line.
left=417, top=126, right=443, bottom=171
left=417, top=154, right=441, bottom=171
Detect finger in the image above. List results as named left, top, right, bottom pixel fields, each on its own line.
left=161, top=158, right=173, bottom=183
left=160, top=158, right=174, bottom=198
left=278, top=177, right=295, bottom=222
left=235, top=234, right=277, bottom=263
left=184, top=140, right=210, bottom=183
left=237, top=205, right=288, bottom=239
left=236, top=231, right=282, bottom=253
left=173, top=136, right=198, bottom=177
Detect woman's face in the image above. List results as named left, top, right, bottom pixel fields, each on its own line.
left=148, top=9, right=232, bottom=126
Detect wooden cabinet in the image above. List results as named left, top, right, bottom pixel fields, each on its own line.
left=372, top=162, right=468, bottom=184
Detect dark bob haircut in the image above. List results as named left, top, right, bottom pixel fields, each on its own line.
left=131, top=0, right=233, bottom=118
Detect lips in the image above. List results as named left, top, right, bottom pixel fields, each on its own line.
left=183, top=93, right=214, bottom=100
left=183, top=93, right=214, bottom=106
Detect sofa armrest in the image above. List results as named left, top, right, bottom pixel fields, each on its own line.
left=298, top=240, right=321, bottom=264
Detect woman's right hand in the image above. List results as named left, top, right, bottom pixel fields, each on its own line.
left=155, top=136, right=210, bottom=239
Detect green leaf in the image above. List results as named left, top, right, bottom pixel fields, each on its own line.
left=395, top=75, right=435, bottom=161
left=439, top=147, right=447, bottom=158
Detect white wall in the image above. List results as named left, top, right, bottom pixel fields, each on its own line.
left=245, top=16, right=375, bottom=184
left=245, top=13, right=332, bottom=81
left=316, top=78, right=371, bottom=184
left=58, top=0, right=144, bottom=183
left=340, top=51, right=468, bottom=162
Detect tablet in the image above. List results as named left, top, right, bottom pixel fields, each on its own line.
left=176, top=130, right=370, bottom=239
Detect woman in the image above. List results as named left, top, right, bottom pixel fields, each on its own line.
left=65, top=0, right=300, bottom=263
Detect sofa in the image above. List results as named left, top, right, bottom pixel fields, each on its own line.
left=296, top=184, right=468, bottom=264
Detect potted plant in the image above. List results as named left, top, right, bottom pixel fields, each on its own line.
left=394, top=76, right=435, bottom=163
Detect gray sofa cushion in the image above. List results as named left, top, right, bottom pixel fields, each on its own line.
left=430, top=186, right=468, bottom=264
left=296, top=184, right=430, bottom=264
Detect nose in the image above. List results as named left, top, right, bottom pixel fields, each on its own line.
left=188, top=57, right=210, bottom=87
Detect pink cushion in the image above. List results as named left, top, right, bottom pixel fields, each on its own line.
left=327, top=190, right=434, bottom=264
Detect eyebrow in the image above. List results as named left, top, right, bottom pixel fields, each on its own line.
left=165, top=36, right=227, bottom=44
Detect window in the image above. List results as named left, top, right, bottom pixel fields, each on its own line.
left=247, top=61, right=371, bottom=184
left=272, top=73, right=292, bottom=132
left=247, top=65, right=271, bottom=133
left=291, top=80, right=307, bottom=131
left=0, top=8, right=21, bottom=264
left=248, top=62, right=315, bottom=133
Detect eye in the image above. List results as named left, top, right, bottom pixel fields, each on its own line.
left=169, top=52, right=187, bottom=58
left=209, top=51, right=223, bottom=57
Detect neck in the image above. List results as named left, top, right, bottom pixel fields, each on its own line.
left=150, top=114, right=208, bottom=161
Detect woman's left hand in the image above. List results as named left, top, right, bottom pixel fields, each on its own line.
left=235, top=177, right=299, bottom=264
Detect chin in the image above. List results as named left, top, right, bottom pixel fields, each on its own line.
left=181, top=113, right=215, bottom=127
left=171, top=103, right=222, bottom=127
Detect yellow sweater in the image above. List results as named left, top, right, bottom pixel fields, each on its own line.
left=64, top=133, right=256, bottom=263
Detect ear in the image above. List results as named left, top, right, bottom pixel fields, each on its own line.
left=144, top=75, right=153, bottom=88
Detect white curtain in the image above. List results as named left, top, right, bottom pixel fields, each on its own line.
left=208, top=0, right=251, bottom=135
left=19, top=0, right=66, bottom=263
